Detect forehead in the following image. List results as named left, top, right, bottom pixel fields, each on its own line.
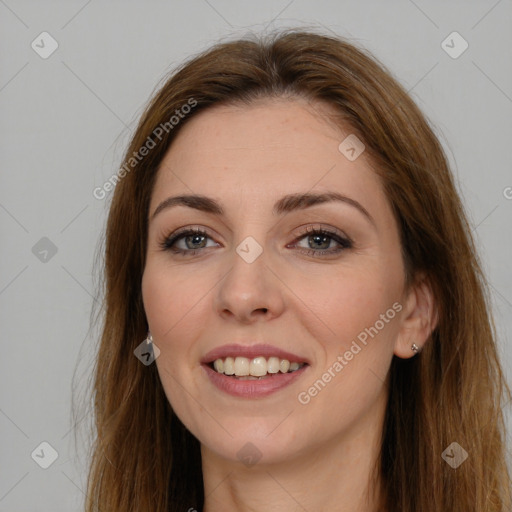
left=150, top=98, right=387, bottom=216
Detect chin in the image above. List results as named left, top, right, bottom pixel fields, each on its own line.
left=200, top=433, right=301, bottom=467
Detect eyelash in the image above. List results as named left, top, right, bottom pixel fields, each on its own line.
left=159, top=225, right=353, bottom=258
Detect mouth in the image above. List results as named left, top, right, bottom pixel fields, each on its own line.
left=208, top=356, right=307, bottom=379
left=201, top=344, right=310, bottom=398
left=201, top=344, right=311, bottom=399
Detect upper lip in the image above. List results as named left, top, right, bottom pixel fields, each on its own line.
left=201, top=343, right=310, bottom=365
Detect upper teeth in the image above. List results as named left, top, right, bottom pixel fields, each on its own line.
left=212, top=356, right=304, bottom=377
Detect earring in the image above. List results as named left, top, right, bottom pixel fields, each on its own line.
left=411, top=343, right=420, bottom=354
left=145, top=331, right=153, bottom=344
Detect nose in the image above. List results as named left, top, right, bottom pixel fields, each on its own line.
left=214, top=246, right=285, bottom=324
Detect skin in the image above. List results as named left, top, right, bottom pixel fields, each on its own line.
left=142, top=97, right=436, bottom=512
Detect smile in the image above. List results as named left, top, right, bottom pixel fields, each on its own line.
left=210, top=356, right=306, bottom=378
left=201, top=343, right=310, bottom=398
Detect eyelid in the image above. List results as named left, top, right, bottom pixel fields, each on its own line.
left=292, top=223, right=352, bottom=244
left=159, top=225, right=218, bottom=249
left=159, top=223, right=354, bottom=256
left=162, top=223, right=350, bottom=242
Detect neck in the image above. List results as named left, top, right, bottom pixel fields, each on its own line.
left=201, top=390, right=387, bottom=512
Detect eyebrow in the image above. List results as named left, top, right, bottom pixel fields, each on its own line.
left=150, top=191, right=375, bottom=226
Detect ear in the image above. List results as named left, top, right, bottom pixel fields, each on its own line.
left=394, top=273, right=438, bottom=359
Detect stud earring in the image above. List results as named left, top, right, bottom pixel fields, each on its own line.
left=411, top=343, right=420, bottom=354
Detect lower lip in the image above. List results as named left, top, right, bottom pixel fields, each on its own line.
left=202, top=364, right=308, bottom=398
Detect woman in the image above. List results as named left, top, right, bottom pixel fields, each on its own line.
left=85, top=29, right=511, bottom=511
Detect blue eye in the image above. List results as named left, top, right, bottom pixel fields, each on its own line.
left=291, top=227, right=352, bottom=257
left=159, top=226, right=352, bottom=258
left=160, top=228, right=214, bottom=255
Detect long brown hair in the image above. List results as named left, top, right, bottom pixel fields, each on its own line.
left=83, top=28, right=511, bottom=511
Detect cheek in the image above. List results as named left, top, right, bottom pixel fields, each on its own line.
left=141, top=260, right=223, bottom=401
left=298, top=261, right=401, bottom=348
left=141, top=262, right=209, bottom=426
left=294, top=267, right=400, bottom=420
left=332, top=283, right=397, bottom=340
left=142, top=261, right=209, bottom=338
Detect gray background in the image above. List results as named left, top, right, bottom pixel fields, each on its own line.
left=1, top=1, right=511, bottom=510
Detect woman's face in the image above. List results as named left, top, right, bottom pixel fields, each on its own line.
left=142, top=97, right=410, bottom=466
